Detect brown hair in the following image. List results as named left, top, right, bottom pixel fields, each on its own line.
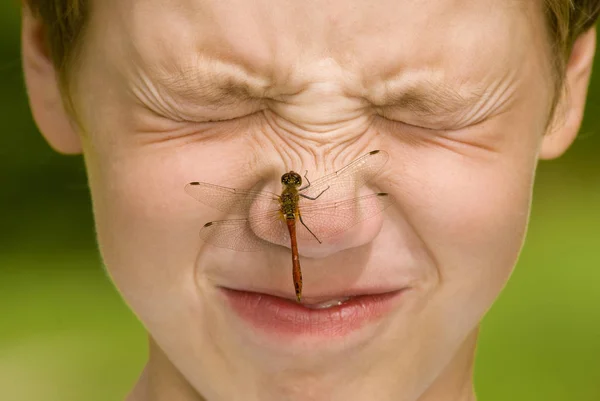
left=24, top=0, right=600, bottom=99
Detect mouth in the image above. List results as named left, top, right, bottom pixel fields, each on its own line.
left=219, top=287, right=407, bottom=338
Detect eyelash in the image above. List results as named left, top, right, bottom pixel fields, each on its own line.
left=178, top=110, right=258, bottom=124
left=185, top=110, right=463, bottom=138
left=377, top=114, right=443, bottom=133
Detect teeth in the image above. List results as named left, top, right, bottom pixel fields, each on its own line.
left=303, top=297, right=352, bottom=310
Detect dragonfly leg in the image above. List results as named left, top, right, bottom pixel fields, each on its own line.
left=298, top=212, right=322, bottom=244
left=299, top=170, right=330, bottom=200
left=300, top=186, right=330, bottom=201
left=298, top=170, right=311, bottom=191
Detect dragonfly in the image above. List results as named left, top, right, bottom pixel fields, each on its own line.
left=185, top=150, right=393, bottom=302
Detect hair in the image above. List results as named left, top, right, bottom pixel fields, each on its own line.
left=24, top=0, right=600, bottom=106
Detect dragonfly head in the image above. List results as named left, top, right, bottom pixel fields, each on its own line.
left=281, top=171, right=302, bottom=188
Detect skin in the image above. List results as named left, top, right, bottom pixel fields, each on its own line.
left=21, top=0, right=596, bottom=400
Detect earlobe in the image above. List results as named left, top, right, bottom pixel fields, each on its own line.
left=21, top=6, right=82, bottom=154
left=541, top=28, right=596, bottom=159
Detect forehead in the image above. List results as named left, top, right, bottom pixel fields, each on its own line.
left=85, top=0, right=547, bottom=104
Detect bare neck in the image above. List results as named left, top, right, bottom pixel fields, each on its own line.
left=126, top=338, right=206, bottom=401
left=127, top=331, right=478, bottom=401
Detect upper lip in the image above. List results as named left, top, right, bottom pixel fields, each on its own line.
left=220, top=286, right=408, bottom=304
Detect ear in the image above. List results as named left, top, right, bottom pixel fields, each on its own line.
left=540, top=27, right=596, bottom=159
left=21, top=5, right=82, bottom=154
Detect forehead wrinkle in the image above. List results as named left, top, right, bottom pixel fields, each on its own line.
left=457, top=68, right=520, bottom=123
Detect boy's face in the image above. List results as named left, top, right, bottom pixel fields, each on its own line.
left=23, top=0, right=594, bottom=399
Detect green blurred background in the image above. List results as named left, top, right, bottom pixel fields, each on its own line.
left=1, top=3, right=599, bottom=401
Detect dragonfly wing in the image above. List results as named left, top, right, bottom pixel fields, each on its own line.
left=296, top=193, right=393, bottom=241
left=185, top=182, right=279, bottom=215
left=299, top=150, right=389, bottom=201
left=199, top=207, right=292, bottom=251
left=248, top=211, right=291, bottom=248
left=199, top=219, right=276, bottom=252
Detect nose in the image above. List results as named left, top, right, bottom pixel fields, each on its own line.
left=296, top=191, right=392, bottom=258
left=249, top=191, right=391, bottom=259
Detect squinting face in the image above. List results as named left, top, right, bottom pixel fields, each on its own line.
left=70, top=0, right=552, bottom=399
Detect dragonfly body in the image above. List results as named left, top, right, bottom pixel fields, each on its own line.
left=185, top=150, right=392, bottom=303
left=279, top=170, right=318, bottom=301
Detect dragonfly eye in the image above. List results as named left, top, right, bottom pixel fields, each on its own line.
left=281, top=171, right=302, bottom=187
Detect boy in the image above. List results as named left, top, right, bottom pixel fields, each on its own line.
left=21, top=1, right=599, bottom=400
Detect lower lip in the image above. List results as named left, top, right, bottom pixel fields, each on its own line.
left=220, top=288, right=405, bottom=337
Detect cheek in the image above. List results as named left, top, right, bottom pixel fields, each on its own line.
left=391, top=142, right=538, bottom=309
left=86, top=159, right=192, bottom=325
left=372, top=141, right=540, bottom=378
left=428, top=159, right=531, bottom=263
left=82, top=140, right=229, bottom=321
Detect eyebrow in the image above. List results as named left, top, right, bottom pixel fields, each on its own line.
left=151, top=58, right=271, bottom=108
left=373, top=79, right=485, bottom=116
left=150, top=58, right=485, bottom=117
